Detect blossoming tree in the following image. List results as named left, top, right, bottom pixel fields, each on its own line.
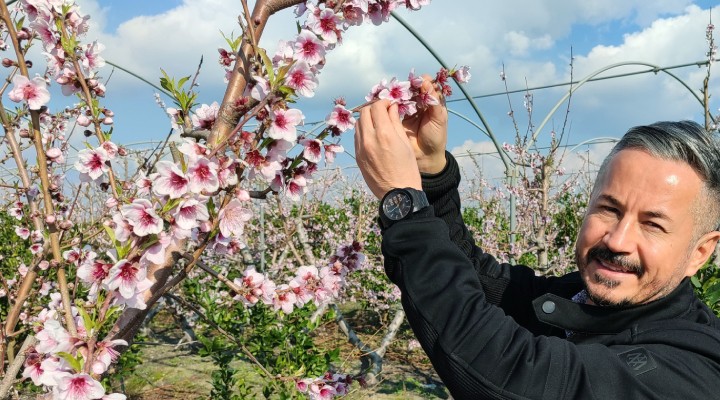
left=0, top=0, right=473, bottom=398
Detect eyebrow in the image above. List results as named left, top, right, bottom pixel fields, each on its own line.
left=596, top=194, right=672, bottom=221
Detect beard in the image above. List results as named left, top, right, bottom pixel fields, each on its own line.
left=578, top=245, right=645, bottom=307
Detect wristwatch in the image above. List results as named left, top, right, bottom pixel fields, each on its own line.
left=379, top=188, right=429, bottom=229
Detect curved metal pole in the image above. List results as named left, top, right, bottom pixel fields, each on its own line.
left=530, top=61, right=709, bottom=149
left=567, top=136, right=620, bottom=154
left=106, top=60, right=173, bottom=98
left=447, top=109, right=490, bottom=138
left=391, top=11, right=517, bottom=259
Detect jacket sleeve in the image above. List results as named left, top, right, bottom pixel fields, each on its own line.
left=381, top=216, right=719, bottom=400
left=421, top=152, right=550, bottom=309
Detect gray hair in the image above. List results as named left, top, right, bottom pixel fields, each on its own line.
left=593, top=120, right=720, bottom=236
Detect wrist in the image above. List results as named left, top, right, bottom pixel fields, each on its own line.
left=417, top=153, right=447, bottom=175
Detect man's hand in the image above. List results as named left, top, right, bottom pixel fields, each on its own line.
left=355, top=100, right=422, bottom=199
left=403, top=76, right=448, bottom=174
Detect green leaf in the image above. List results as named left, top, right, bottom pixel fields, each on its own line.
left=57, top=352, right=82, bottom=372
left=255, top=46, right=275, bottom=83
left=691, top=275, right=701, bottom=288
left=177, top=76, right=190, bottom=89
left=102, top=221, right=116, bottom=243
left=76, top=306, right=95, bottom=335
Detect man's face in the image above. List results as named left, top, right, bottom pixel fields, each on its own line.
left=575, top=149, right=709, bottom=306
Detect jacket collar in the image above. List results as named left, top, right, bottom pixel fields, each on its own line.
left=532, top=278, right=696, bottom=335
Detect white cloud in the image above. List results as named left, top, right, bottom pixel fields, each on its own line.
left=60, top=0, right=719, bottom=155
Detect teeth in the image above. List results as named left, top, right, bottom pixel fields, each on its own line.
left=600, top=261, right=625, bottom=272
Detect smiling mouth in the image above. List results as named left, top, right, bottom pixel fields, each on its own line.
left=596, top=259, right=639, bottom=276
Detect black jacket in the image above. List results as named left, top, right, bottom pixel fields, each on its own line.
left=380, top=152, right=720, bottom=399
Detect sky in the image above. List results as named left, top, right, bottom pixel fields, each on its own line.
left=45, top=0, right=720, bottom=184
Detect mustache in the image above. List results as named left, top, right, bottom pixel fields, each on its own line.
left=587, top=246, right=644, bottom=276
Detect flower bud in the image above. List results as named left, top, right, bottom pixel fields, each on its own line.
left=83, top=129, right=93, bottom=137
left=58, top=220, right=73, bottom=230
left=2, top=58, right=14, bottom=67
left=105, top=196, right=118, bottom=208
left=103, top=109, right=114, bottom=117
left=45, top=214, right=56, bottom=224
left=102, top=117, right=113, bottom=125
left=24, top=60, right=32, bottom=68
left=117, top=147, right=128, bottom=156
left=19, top=129, right=30, bottom=138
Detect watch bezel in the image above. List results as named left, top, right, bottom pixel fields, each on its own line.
left=381, top=189, right=414, bottom=221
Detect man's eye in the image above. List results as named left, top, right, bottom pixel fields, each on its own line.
left=598, top=205, right=618, bottom=214
left=643, top=221, right=665, bottom=232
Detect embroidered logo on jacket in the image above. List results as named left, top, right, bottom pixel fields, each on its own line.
left=617, top=347, right=657, bottom=375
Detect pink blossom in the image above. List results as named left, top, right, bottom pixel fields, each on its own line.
left=267, top=108, right=304, bottom=142
left=245, top=75, right=270, bottom=102
left=217, top=156, right=239, bottom=188
left=309, top=381, right=337, bottom=400
left=75, top=147, right=109, bottom=182
left=273, top=284, right=297, bottom=314
left=104, top=259, right=153, bottom=301
left=293, top=29, right=326, bottom=66
left=325, top=104, right=355, bottom=133
left=120, top=199, right=163, bottom=237
left=8, top=202, right=23, bottom=220
left=187, top=157, right=219, bottom=194
left=24, top=356, right=69, bottom=387
left=135, top=170, right=153, bottom=196
left=368, top=0, right=396, bottom=25
left=365, top=78, right=388, bottom=101
left=177, top=139, right=209, bottom=162
left=81, top=41, right=105, bottom=74
left=173, top=198, right=209, bottom=230
left=300, top=138, right=323, bottom=163
left=46, top=147, right=64, bottom=163
left=308, top=8, right=341, bottom=44
left=8, top=75, right=51, bottom=110
left=30, top=243, right=43, bottom=255
left=404, top=0, right=431, bottom=10
left=35, top=319, right=72, bottom=354
left=166, top=107, right=181, bottom=130
left=54, top=373, right=105, bottom=400
left=77, top=258, right=112, bottom=298
left=272, top=40, right=294, bottom=67
left=232, top=267, right=275, bottom=306
left=285, top=62, right=318, bottom=98
left=151, top=161, right=189, bottom=199
left=218, top=199, right=252, bottom=238
left=101, top=141, right=119, bottom=159
left=378, top=78, right=412, bottom=103
left=92, top=339, right=127, bottom=375
left=452, top=65, right=471, bottom=83
left=191, top=102, right=219, bottom=130
left=324, top=144, right=344, bottom=164
left=76, top=114, right=91, bottom=127
left=111, top=213, right=133, bottom=242
left=218, top=48, right=235, bottom=67
left=15, top=226, right=30, bottom=240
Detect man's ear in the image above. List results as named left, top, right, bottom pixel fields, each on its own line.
left=685, top=231, right=720, bottom=276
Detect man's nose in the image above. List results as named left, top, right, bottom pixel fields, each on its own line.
left=602, top=218, right=636, bottom=254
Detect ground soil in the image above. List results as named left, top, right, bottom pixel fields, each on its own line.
left=114, top=307, right=451, bottom=400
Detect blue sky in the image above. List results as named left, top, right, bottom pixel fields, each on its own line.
left=57, top=1, right=720, bottom=182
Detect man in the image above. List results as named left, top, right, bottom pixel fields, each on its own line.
left=354, top=79, right=720, bottom=399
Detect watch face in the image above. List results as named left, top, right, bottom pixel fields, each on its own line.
left=383, top=191, right=412, bottom=221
